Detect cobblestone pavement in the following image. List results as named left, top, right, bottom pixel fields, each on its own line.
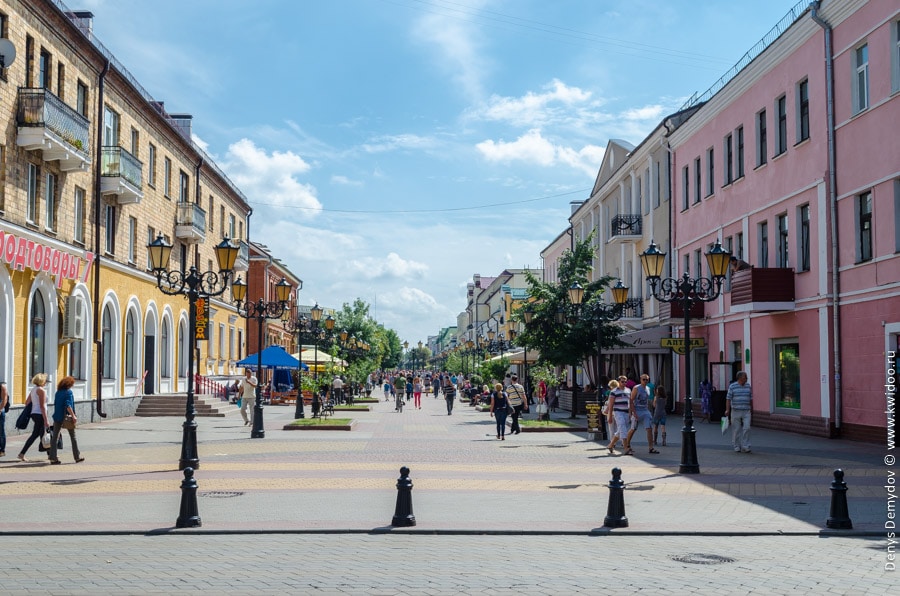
left=0, top=534, right=892, bottom=594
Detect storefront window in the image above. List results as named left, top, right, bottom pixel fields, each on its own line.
left=774, top=341, right=800, bottom=409
left=30, top=292, right=45, bottom=379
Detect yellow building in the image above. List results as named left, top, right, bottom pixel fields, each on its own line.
left=0, top=1, right=251, bottom=414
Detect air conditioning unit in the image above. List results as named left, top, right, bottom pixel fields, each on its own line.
left=61, top=295, right=86, bottom=342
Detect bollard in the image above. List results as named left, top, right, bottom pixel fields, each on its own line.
left=391, top=466, right=416, bottom=527
left=603, top=467, right=628, bottom=528
left=825, top=468, right=852, bottom=529
left=175, top=467, right=202, bottom=528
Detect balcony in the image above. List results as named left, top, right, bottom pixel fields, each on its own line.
left=174, top=202, right=207, bottom=244
left=658, top=299, right=705, bottom=322
left=609, top=214, right=642, bottom=242
left=619, top=298, right=644, bottom=320
left=100, top=146, right=144, bottom=204
left=730, top=268, right=795, bottom=312
left=233, top=240, right=250, bottom=272
left=16, top=88, right=91, bottom=171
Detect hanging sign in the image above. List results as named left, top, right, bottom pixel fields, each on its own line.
left=660, top=337, right=706, bottom=355
left=195, top=297, right=210, bottom=341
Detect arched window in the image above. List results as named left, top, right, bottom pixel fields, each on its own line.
left=178, top=320, right=187, bottom=377
left=30, top=291, right=46, bottom=378
left=69, top=338, right=84, bottom=379
left=102, top=305, right=113, bottom=379
left=125, top=310, right=137, bottom=378
left=161, top=319, right=170, bottom=378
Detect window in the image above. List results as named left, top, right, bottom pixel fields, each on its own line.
left=56, top=63, right=65, bottom=99
left=694, top=249, right=702, bottom=278
left=125, top=311, right=137, bottom=379
left=25, top=35, right=33, bottom=87
left=853, top=44, right=869, bottom=113
left=147, top=144, right=156, bottom=187
left=228, top=214, right=236, bottom=239
left=682, top=166, right=689, bottom=210
left=219, top=323, right=226, bottom=361
left=776, top=213, right=789, bottom=268
left=128, top=216, right=137, bottom=264
left=893, top=20, right=900, bottom=93
left=103, top=107, right=119, bottom=146
left=102, top=305, right=113, bottom=379
left=229, top=327, right=235, bottom=360
left=706, top=147, right=714, bottom=196
left=736, top=232, right=744, bottom=260
left=208, top=195, right=214, bottom=230
left=238, top=329, right=244, bottom=359
left=239, top=221, right=244, bottom=242
left=857, top=191, right=872, bottom=262
left=74, top=187, right=85, bottom=243
left=683, top=254, right=690, bottom=277
left=161, top=319, right=171, bottom=378
left=178, top=321, right=187, bottom=377
left=799, top=204, right=810, bottom=272
left=774, top=340, right=800, bottom=410
left=219, top=206, right=225, bottom=237
left=30, top=291, right=46, bottom=380
left=797, top=79, right=809, bottom=142
left=736, top=126, right=744, bottom=179
left=76, top=80, right=88, bottom=117
left=0, top=145, right=5, bottom=212
left=0, top=13, right=7, bottom=80
left=38, top=49, right=50, bottom=89
left=69, top=335, right=84, bottom=380
left=655, top=161, right=662, bottom=206
left=693, top=157, right=701, bottom=204
left=130, top=128, right=139, bottom=156
left=724, top=236, right=734, bottom=291
left=105, top=203, right=116, bottom=254
left=756, top=109, right=767, bottom=167
left=146, top=226, right=156, bottom=270
left=179, top=171, right=190, bottom=202
left=44, top=172, right=57, bottom=231
left=759, top=221, right=769, bottom=267
left=163, top=157, right=172, bottom=197
left=724, top=133, right=733, bottom=185
left=775, top=95, right=787, bottom=156
left=27, top=163, right=38, bottom=223
left=895, top=180, right=900, bottom=254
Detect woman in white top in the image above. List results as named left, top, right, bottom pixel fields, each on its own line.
left=18, top=373, right=51, bottom=462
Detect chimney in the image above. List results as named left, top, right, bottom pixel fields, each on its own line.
left=169, top=114, right=193, bottom=140
left=570, top=200, right=585, bottom=215
left=66, top=11, right=94, bottom=36
left=473, top=274, right=481, bottom=288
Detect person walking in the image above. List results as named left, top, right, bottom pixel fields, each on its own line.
left=332, top=375, right=344, bottom=404
left=489, top=382, right=509, bottom=440
left=412, top=376, right=423, bottom=409
left=652, top=385, right=668, bottom=447
left=432, top=375, right=441, bottom=398
left=626, top=374, right=658, bottom=454
left=605, top=379, right=631, bottom=454
left=699, top=380, right=713, bottom=423
left=383, top=379, right=392, bottom=401
left=0, top=379, right=9, bottom=458
left=393, top=373, right=407, bottom=411
left=505, top=374, right=528, bottom=435
left=239, top=369, right=258, bottom=426
left=18, top=373, right=51, bottom=462
left=442, top=375, right=456, bottom=415
left=725, top=371, right=753, bottom=453
left=48, top=376, right=83, bottom=465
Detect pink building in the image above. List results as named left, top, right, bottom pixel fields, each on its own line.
left=668, top=0, right=897, bottom=441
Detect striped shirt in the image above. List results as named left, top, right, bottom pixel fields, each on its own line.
left=726, top=381, right=752, bottom=410
left=506, top=383, right=525, bottom=406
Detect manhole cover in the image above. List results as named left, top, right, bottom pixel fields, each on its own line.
left=671, top=553, right=735, bottom=565
left=199, top=491, right=244, bottom=498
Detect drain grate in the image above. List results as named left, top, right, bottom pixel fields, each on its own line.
left=671, top=553, right=735, bottom=565
left=199, top=491, right=244, bottom=498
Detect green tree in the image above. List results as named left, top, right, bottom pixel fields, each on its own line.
left=478, top=356, right=510, bottom=385
left=513, top=232, right=627, bottom=376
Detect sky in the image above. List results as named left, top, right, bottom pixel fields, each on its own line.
left=82, top=0, right=802, bottom=345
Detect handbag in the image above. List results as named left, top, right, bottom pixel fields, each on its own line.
left=62, top=414, right=76, bottom=430
left=40, top=430, right=52, bottom=450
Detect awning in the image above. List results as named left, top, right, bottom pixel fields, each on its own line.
left=502, top=349, right=541, bottom=364
left=609, top=325, right=671, bottom=354
left=292, top=346, right=346, bottom=368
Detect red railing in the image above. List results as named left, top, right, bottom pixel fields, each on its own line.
left=194, top=375, right=228, bottom=401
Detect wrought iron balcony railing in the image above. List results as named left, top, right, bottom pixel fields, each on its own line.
left=175, top=202, right=207, bottom=242
left=17, top=87, right=90, bottom=153
left=611, top=214, right=642, bottom=237
left=101, top=146, right=143, bottom=188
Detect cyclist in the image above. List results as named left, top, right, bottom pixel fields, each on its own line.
left=393, top=373, right=407, bottom=412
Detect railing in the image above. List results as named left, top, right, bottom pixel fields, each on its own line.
left=619, top=298, right=644, bottom=319
left=195, top=374, right=228, bottom=401
left=176, top=201, right=206, bottom=230
left=16, top=87, right=90, bottom=152
left=101, top=146, right=143, bottom=188
left=611, top=214, right=642, bottom=237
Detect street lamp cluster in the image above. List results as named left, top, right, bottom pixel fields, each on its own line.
left=282, top=303, right=335, bottom=418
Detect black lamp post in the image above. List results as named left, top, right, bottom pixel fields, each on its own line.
left=284, top=303, right=341, bottom=421
left=641, top=239, right=731, bottom=474
left=148, top=234, right=238, bottom=471
left=231, top=276, right=293, bottom=439
left=567, top=279, right=630, bottom=434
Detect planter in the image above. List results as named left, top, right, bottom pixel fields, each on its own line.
left=283, top=419, right=356, bottom=431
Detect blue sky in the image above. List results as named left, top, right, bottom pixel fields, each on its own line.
left=85, top=0, right=800, bottom=345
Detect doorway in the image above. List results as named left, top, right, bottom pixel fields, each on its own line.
left=143, top=335, right=155, bottom=394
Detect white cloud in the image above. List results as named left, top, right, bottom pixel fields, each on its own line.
left=222, top=139, right=322, bottom=214
left=361, top=134, right=438, bottom=154
left=331, top=175, right=363, bottom=186
left=347, top=252, right=429, bottom=281
left=476, top=129, right=604, bottom=176
left=472, top=79, right=594, bottom=127
left=413, top=3, right=489, bottom=100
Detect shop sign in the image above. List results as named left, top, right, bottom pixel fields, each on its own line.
left=0, top=229, right=95, bottom=288
left=194, top=296, right=209, bottom=341
left=660, top=337, right=706, bottom=355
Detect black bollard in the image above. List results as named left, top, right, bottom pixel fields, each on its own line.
left=175, top=466, right=202, bottom=528
left=391, top=466, right=416, bottom=527
left=825, top=468, right=852, bottom=529
left=603, top=467, right=628, bottom=528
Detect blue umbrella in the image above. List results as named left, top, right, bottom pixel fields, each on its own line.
left=236, top=345, right=307, bottom=370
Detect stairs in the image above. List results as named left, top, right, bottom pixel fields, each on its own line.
left=135, top=393, right=238, bottom=417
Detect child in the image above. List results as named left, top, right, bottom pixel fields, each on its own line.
left=652, top=386, right=668, bottom=446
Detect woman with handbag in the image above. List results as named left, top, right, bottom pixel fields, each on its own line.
left=17, top=373, right=51, bottom=462
left=48, top=376, right=83, bottom=465
left=489, top=382, right=509, bottom=440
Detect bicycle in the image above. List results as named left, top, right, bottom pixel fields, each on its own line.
left=395, top=391, right=405, bottom=413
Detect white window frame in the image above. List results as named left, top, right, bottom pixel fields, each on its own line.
left=73, top=187, right=85, bottom=243
left=796, top=79, right=810, bottom=143
left=128, top=216, right=137, bottom=264
left=44, top=171, right=56, bottom=231
left=853, top=43, right=869, bottom=114
left=27, top=163, right=38, bottom=223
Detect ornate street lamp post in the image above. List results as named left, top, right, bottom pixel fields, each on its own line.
left=148, top=234, right=238, bottom=471
left=284, top=303, right=343, bottom=421
left=231, top=276, right=293, bottom=439
left=641, top=239, right=731, bottom=474
left=567, top=279, right=630, bottom=434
